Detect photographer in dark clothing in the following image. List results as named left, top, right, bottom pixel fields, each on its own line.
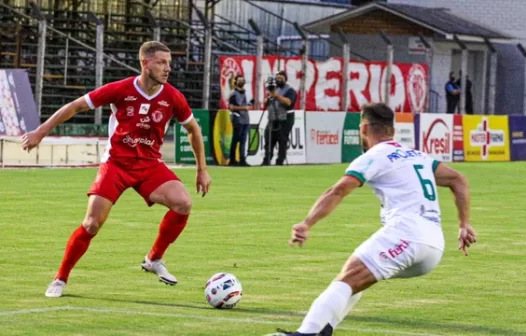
left=262, top=71, right=297, bottom=166
left=456, top=72, right=474, bottom=115
left=445, top=71, right=461, bottom=114
left=228, top=74, right=253, bottom=166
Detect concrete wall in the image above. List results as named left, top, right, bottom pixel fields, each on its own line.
left=388, top=0, right=525, bottom=115
left=388, top=0, right=526, bottom=42
left=330, top=34, right=428, bottom=64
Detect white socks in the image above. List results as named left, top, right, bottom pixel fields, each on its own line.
left=330, top=291, right=363, bottom=328
left=297, top=281, right=353, bottom=334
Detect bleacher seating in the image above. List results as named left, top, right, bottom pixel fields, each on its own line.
left=1, top=0, right=307, bottom=124
left=0, top=1, right=212, bottom=124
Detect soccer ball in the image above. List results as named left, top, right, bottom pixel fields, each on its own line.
left=205, top=272, right=243, bottom=309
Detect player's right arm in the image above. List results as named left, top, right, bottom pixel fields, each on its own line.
left=21, top=96, right=92, bottom=152
left=289, top=153, right=380, bottom=247
left=22, top=81, right=120, bottom=152
left=434, top=162, right=476, bottom=255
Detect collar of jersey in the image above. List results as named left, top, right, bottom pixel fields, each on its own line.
left=133, top=76, right=164, bottom=100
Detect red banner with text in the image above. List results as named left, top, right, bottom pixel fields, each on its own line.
left=219, top=55, right=428, bottom=113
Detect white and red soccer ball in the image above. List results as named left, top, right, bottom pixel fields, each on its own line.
left=205, top=272, right=243, bottom=309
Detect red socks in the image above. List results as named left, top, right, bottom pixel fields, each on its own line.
left=148, top=210, right=189, bottom=261
left=55, top=225, right=96, bottom=283
left=54, top=211, right=188, bottom=282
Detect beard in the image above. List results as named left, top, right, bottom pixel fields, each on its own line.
left=149, top=71, right=167, bottom=85
left=361, top=138, right=370, bottom=153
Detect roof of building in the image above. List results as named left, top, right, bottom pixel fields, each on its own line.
left=303, top=2, right=513, bottom=41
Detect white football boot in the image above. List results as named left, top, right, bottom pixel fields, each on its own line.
left=45, top=279, right=66, bottom=298
left=141, top=255, right=178, bottom=285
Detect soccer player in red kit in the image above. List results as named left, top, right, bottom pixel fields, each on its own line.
left=21, top=41, right=212, bottom=298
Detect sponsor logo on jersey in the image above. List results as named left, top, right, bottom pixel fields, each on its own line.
left=158, top=100, right=169, bottom=107
left=469, top=117, right=505, bottom=160
left=126, top=106, right=134, bottom=116
left=310, top=129, right=339, bottom=145
left=386, top=149, right=422, bottom=162
left=421, top=118, right=452, bottom=159
left=152, top=110, right=164, bottom=123
left=139, top=103, right=151, bottom=115
left=123, top=135, right=155, bottom=147
left=125, top=96, right=137, bottom=101
left=136, top=116, right=151, bottom=129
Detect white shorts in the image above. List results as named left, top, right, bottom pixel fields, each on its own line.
left=353, top=226, right=444, bottom=281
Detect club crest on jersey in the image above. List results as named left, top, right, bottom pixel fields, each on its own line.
left=152, top=110, right=164, bottom=123
left=126, top=106, right=134, bottom=116
left=139, top=103, right=151, bottom=115
left=158, top=100, right=169, bottom=107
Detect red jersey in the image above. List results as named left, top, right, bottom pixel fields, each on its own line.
left=84, top=76, right=193, bottom=167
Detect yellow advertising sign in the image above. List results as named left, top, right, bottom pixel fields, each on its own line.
left=462, top=115, right=510, bottom=161
left=212, top=109, right=234, bottom=166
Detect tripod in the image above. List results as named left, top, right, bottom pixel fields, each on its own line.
left=248, top=110, right=290, bottom=166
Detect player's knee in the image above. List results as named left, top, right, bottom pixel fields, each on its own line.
left=82, top=216, right=105, bottom=235
left=170, top=196, right=192, bottom=214
left=336, top=259, right=377, bottom=293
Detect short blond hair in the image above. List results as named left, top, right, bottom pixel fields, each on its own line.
left=139, top=41, right=171, bottom=59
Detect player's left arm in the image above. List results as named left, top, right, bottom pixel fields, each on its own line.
left=433, top=161, right=475, bottom=255
left=173, top=89, right=211, bottom=196
left=183, top=118, right=207, bottom=172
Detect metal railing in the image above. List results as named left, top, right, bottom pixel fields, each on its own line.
left=1, top=1, right=452, bottom=120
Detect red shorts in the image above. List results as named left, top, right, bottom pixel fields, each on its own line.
left=88, top=160, right=180, bottom=206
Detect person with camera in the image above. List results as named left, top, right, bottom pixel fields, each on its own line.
left=228, top=74, right=253, bottom=166
left=262, top=71, right=297, bottom=166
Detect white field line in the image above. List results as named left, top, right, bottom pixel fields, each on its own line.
left=0, top=305, right=450, bottom=336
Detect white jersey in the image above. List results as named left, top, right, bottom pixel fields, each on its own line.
left=346, top=141, right=444, bottom=250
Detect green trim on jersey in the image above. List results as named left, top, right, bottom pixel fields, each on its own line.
left=346, top=170, right=366, bottom=184
left=432, top=160, right=441, bottom=173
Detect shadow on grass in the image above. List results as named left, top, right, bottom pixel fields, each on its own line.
left=348, top=315, right=526, bottom=336
left=64, top=294, right=304, bottom=317
left=64, top=294, right=525, bottom=336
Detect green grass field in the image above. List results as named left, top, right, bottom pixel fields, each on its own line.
left=1, top=163, right=525, bottom=336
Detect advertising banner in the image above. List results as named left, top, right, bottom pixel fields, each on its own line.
left=219, top=56, right=428, bottom=113
left=174, top=109, right=213, bottom=164
left=211, top=110, right=306, bottom=166
left=462, top=115, right=510, bottom=162
left=394, top=113, right=415, bottom=149
left=508, top=115, right=526, bottom=161
left=0, top=69, right=40, bottom=136
left=452, top=115, right=465, bottom=162
left=210, top=109, right=234, bottom=166
left=341, top=113, right=362, bottom=163
left=417, top=114, right=455, bottom=162
left=306, top=112, right=346, bottom=164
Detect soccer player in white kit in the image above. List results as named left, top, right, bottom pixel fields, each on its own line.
left=271, top=103, right=477, bottom=336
